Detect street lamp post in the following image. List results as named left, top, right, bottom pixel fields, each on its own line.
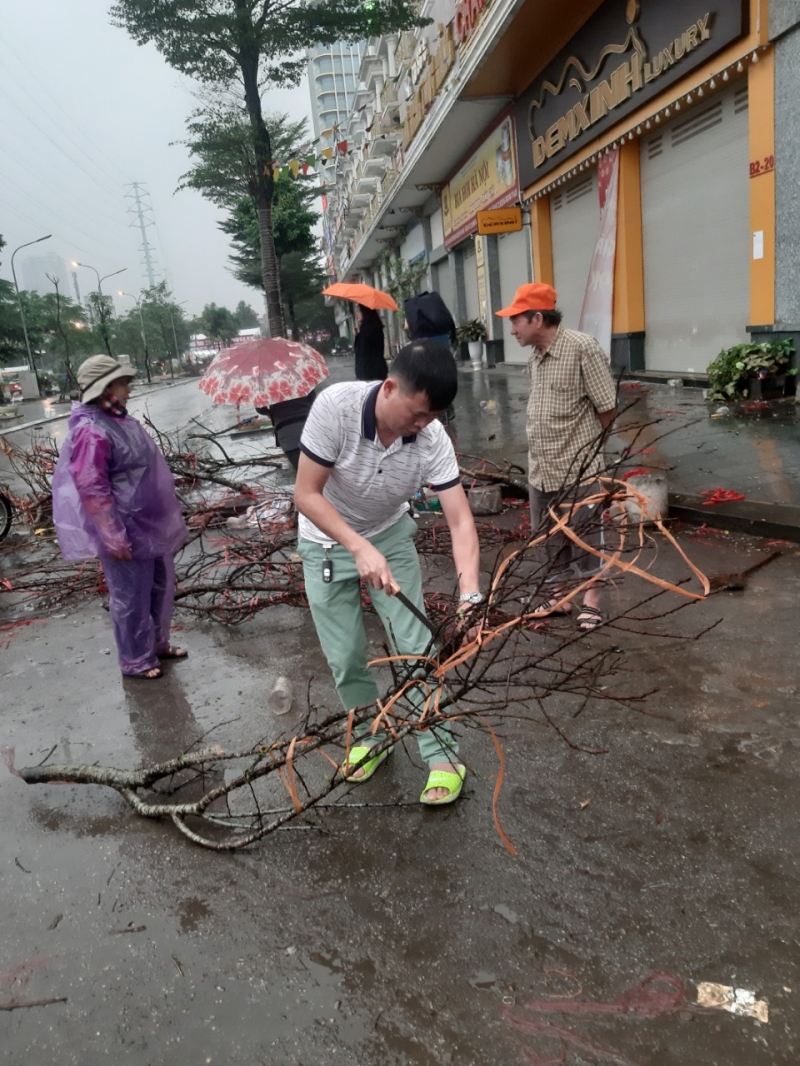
left=119, top=291, right=151, bottom=383
left=72, top=262, right=126, bottom=357
left=11, top=234, right=51, bottom=396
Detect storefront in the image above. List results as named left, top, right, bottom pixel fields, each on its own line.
left=640, top=80, right=750, bottom=373
left=550, top=170, right=600, bottom=327
left=440, top=110, right=525, bottom=361
left=512, top=0, right=768, bottom=376
left=496, top=225, right=532, bottom=362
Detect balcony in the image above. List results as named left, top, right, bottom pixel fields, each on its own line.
left=363, top=153, right=388, bottom=178
left=368, top=127, right=402, bottom=157
left=355, top=165, right=379, bottom=193
left=380, top=167, right=398, bottom=197
left=361, top=48, right=384, bottom=86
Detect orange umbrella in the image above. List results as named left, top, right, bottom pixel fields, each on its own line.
left=321, top=282, right=399, bottom=311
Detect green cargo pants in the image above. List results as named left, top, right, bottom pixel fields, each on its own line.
left=299, top=514, right=458, bottom=766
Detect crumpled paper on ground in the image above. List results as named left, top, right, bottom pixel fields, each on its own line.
left=696, top=982, right=769, bottom=1023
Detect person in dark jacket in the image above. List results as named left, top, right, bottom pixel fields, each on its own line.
left=404, top=291, right=458, bottom=444
left=256, top=390, right=317, bottom=473
left=353, top=305, right=388, bottom=381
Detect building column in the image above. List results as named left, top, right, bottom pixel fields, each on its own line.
left=421, top=213, right=435, bottom=292
left=484, top=235, right=504, bottom=364
left=610, top=140, right=646, bottom=372
left=452, top=246, right=469, bottom=361
left=530, top=196, right=554, bottom=286
left=749, top=46, right=776, bottom=328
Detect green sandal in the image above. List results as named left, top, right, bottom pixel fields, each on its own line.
left=420, top=764, right=466, bottom=806
left=340, top=744, right=389, bottom=782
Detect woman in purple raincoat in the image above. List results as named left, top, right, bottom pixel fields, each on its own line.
left=52, top=355, right=189, bottom=679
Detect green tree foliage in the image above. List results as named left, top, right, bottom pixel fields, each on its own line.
left=0, top=233, right=27, bottom=365
left=234, top=300, right=260, bottom=330
left=113, top=282, right=192, bottom=379
left=219, top=197, right=334, bottom=344
left=196, top=303, right=239, bottom=348
left=111, top=0, right=426, bottom=338
left=0, top=236, right=98, bottom=379
left=0, top=286, right=26, bottom=366
left=381, top=251, right=427, bottom=306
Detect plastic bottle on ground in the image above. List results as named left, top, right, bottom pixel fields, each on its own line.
left=269, top=676, right=293, bottom=715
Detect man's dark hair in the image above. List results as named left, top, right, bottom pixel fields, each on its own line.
left=390, top=339, right=458, bottom=411
left=525, top=308, right=562, bottom=327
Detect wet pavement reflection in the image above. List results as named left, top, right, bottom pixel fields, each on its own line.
left=3, top=361, right=798, bottom=515
left=2, top=357, right=800, bottom=1064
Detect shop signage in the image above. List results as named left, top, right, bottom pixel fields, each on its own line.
left=515, top=1, right=748, bottom=188
left=455, top=0, right=490, bottom=45
left=477, top=206, right=523, bottom=235
left=442, top=113, right=520, bottom=249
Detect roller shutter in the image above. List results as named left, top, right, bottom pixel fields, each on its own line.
left=640, top=81, right=750, bottom=373
left=550, top=171, right=600, bottom=325
left=433, top=257, right=454, bottom=320
left=463, top=244, right=480, bottom=322
left=498, top=229, right=532, bottom=364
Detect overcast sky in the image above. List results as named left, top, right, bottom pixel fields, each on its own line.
left=0, top=0, right=314, bottom=319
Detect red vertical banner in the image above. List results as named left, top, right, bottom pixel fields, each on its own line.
left=578, top=148, right=620, bottom=358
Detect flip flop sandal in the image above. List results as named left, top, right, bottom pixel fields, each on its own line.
left=535, top=596, right=571, bottom=622
left=577, top=605, right=604, bottom=631
left=158, top=646, right=188, bottom=660
left=340, top=744, right=390, bottom=783
left=420, top=764, right=466, bottom=806
left=125, top=666, right=163, bottom=680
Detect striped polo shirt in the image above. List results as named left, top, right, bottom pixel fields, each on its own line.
left=298, top=381, right=461, bottom=544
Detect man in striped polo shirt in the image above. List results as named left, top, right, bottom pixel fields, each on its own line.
left=295, top=340, right=481, bottom=805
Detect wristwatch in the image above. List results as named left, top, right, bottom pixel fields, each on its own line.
left=458, top=591, right=484, bottom=605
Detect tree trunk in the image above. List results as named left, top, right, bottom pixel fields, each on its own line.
left=256, top=195, right=284, bottom=337
left=284, top=273, right=299, bottom=341
left=237, top=11, right=285, bottom=339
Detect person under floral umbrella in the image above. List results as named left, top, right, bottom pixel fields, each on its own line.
left=198, top=337, right=328, bottom=471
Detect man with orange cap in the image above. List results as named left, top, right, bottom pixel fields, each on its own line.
left=496, top=283, right=617, bottom=630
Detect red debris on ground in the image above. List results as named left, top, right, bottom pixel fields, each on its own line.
left=687, top=523, right=729, bottom=539
left=701, top=488, right=746, bottom=505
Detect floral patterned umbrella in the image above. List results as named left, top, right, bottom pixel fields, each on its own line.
left=198, top=338, right=329, bottom=408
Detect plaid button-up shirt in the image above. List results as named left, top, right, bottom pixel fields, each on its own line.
left=526, top=326, right=617, bottom=492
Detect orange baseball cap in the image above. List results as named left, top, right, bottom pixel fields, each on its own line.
left=495, top=282, right=557, bottom=317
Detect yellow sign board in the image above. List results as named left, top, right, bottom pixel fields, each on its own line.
left=476, top=207, right=523, bottom=235
left=442, top=114, right=519, bottom=249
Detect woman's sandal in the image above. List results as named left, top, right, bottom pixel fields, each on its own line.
left=340, top=744, right=390, bottom=782
left=126, top=666, right=163, bottom=680
left=158, top=646, right=188, bottom=660
left=532, top=597, right=572, bottom=618
left=420, top=764, right=466, bottom=806
left=576, top=605, right=604, bottom=631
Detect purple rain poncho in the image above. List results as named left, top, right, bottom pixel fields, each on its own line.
left=52, top=403, right=188, bottom=561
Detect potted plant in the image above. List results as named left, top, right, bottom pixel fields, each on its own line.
left=455, top=319, right=487, bottom=367
left=706, top=338, right=797, bottom=402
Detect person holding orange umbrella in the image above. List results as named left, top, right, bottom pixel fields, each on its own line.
left=353, top=305, right=388, bottom=382
left=322, top=282, right=398, bottom=383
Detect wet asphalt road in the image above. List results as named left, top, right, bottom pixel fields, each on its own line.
left=1, top=367, right=799, bottom=1064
